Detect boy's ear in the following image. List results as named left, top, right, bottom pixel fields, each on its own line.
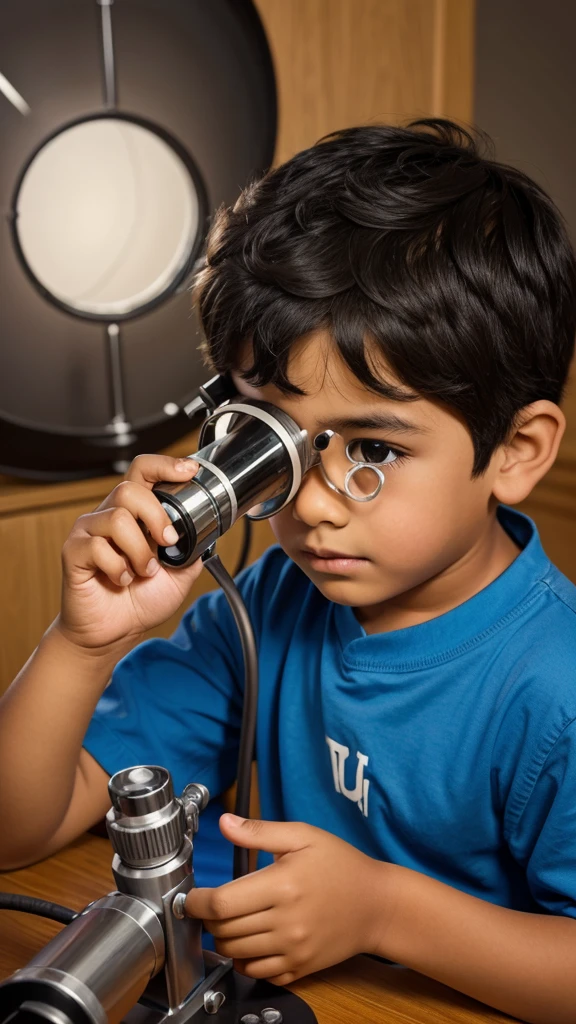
left=491, top=400, right=566, bottom=505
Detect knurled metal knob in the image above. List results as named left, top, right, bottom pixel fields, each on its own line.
left=106, top=765, right=186, bottom=868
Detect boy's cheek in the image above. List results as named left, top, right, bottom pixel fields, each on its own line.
left=267, top=466, right=484, bottom=565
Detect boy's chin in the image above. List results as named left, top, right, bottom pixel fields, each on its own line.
left=300, top=569, right=387, bottom=607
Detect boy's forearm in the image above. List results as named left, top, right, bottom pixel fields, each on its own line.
left=0, top=623, right=129, bottom=863
left=373, top=861, right=576, bottom=1024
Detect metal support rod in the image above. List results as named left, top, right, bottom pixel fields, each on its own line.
left=104, top=325, right=136, bottom=472
left=107, top=323, right=128, bottom=425
left=97, top=0, right=117, bottom=109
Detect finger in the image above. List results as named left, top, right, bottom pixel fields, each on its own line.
left=214, top=931, right=277, bottom=960
left=66, top=534, right=134, bottom=588
left=97, top=479, right=188, bottom=549
left=205, top=909, right=272, bottom=940
left=266, top=972, right=297, bottom=987
left=219, top=814, right=313, bottom=856
left=75, top=507, right=160, bottom=578
left=186, top=869, right=276, bottom=922
left=238, top=956, right=291, bottom=981
left=125, top=454, right=199, bottom=489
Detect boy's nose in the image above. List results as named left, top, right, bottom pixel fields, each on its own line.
left=291, top=465, right=349, bottom=527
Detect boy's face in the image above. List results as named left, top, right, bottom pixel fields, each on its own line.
left=231, top=331, right=510, bottom=627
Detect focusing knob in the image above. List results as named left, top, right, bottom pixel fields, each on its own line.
left=106, top=765, right=187, bottom=869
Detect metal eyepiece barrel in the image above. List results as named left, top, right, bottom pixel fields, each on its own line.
left=154, top=400, right=318, bottom=569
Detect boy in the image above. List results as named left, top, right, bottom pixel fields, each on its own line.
left=1, top=120, right=576, bottom=1024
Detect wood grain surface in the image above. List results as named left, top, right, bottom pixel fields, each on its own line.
left=253, top=0, right=475, bottom=166
left=0, top=833, right=518, bottom=1024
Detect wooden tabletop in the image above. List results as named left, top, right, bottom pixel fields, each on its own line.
left=0, top=833, right=518, bottom=1024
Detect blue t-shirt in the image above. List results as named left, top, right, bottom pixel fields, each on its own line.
left=84, top=506, right=576, bottom=920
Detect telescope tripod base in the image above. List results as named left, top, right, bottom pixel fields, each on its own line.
left=125, top=950, right=317, bottom=1024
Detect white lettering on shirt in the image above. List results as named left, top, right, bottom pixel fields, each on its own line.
left=326, top=735, right=370, bottom=817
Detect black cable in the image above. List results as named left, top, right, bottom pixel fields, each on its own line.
left=203, top=551, right=258, bottom=880
left=233, top=516, right=252, bottom=577
left=0, top=892, right=77, bottom=924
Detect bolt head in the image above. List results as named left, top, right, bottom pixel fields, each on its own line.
left=171, top=892, right=187, bottom=919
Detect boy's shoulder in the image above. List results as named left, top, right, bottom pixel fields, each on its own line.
left=491, top=551, right=576, bottom=794
left=493, top=557, right=576, bottom=839
left=492, top=543, right=576, bottom=706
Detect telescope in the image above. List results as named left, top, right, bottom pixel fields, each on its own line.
left=0, top=764, right=316, bottom=1024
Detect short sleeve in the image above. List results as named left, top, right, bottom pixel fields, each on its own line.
left=507, top=717, right=576, bottom=918
left=83, top=550, right=279, bottom=798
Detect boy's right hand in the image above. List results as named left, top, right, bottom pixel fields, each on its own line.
left=58, top=455, right=204, bottom=650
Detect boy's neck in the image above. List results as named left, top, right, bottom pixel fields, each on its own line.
left=355, top=513, right=522, bottom=636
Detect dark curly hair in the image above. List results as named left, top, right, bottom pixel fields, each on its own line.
left=194, top=119, right=576, bottom=475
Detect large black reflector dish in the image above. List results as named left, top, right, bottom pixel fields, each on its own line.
left=0, top=0, right=276, bottom=478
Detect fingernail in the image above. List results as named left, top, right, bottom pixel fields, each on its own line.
left=120, top=571, right=133, bottom=586
left=163, top=525, right=179, bottom=545
left=222, top=814, right=244, bottom=827
left=146, top=558, right=160, bottom=576
left=176, top=459, right=197, bottom=472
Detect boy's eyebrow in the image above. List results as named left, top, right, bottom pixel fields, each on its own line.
left=325, top=413, right=430, bottom=435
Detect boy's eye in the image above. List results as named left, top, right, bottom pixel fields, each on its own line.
left=347, top=439, right=400, bottom=465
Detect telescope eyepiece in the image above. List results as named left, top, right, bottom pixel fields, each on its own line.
left=108, top=765, right=173, bottom=817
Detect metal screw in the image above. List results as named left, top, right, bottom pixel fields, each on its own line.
left=171, top=892, right=187, bottom=919
left=261, top=1010, right=283, bottom=1024
left=203, top=989, right=226, bottom=1014
left=239, top=1016, right=261, bottom=1024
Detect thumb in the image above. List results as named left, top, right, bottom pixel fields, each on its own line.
left=219, top=814, right=312, bottom=856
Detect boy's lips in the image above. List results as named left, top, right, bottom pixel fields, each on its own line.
left=303, top=546, right=363, bottom=559
left=301, top=546, right=371, bottom=572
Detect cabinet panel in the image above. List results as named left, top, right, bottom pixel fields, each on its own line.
left=254, top=0, right=475, bottom=165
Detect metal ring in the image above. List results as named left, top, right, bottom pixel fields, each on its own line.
left=202, top=401, right=304, bottom=509
left=193, top=455, right=237, bottom=526
left=344, top=463, right=384, bottom=502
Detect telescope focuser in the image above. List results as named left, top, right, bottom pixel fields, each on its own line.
left=106, top=766, right=209, bottom=868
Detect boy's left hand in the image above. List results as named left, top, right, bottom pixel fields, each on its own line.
left=185, top=814, right=394, bottom=985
